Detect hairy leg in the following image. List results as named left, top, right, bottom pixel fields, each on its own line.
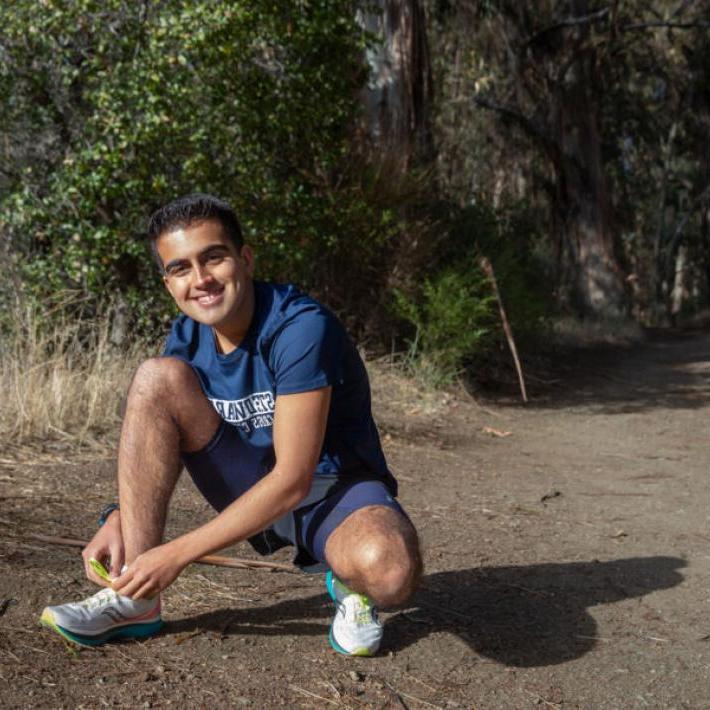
left=324, top=506, right=422, bottom=608
left=118, top=356, right=220, bottom=563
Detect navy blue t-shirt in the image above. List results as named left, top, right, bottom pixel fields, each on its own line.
left=163, top=281, right=396, bottom=492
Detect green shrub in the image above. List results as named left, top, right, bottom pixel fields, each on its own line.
left=0, top=1, right=375, bottom=330
left=394, top=266, right=495, bottom=386
left=392, top=199, right=553, bottom=386
left=443, top=201, right=554, bottom=344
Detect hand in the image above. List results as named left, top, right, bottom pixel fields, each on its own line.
left=111, top=542, right=187, bottom=600
left=82, top=510, right=124, bottom=587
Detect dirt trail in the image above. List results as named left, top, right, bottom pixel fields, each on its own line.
left=1, top=331, right=709, bottom=708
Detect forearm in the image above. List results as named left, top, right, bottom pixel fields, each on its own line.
left=111, top=389, right=330, bottom=600
left=168, top=387, right=331, bottom=566
left=167, top=467, right=310, bottom=566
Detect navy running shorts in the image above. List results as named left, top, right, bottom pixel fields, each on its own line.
left=181, top=421, right=406, bottom=572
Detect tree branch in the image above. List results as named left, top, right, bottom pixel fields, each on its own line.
left=526, top=7, right=611, bottom=45
left=473, top=93, right=564, bottom=172
left=472, top=94, right=542, bottom=143
left=620, top=20, right=710, bottom=31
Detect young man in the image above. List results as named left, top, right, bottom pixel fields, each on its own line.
left=41, top=193, right=421, bottom=656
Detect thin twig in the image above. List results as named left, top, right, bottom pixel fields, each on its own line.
left=404, top=672, right=440, bottom=694
left=523, top=689, right=562, bottom=709
left=0, top=626, right=35, bottom=633
left=288, top=684, right=341, bottom=706
left=382, top=681, right=444, bottom=709
left=480, top=257, right=528, bottom=403
left=12, top=533, right=296, bottom=572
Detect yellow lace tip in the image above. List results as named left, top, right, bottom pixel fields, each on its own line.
left=88, top=557, right=111, bottom=583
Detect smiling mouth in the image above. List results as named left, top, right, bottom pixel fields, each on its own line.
left=194, top=290, right=224, bottom=307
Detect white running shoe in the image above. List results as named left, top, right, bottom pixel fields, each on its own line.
left=40, top=587, right=162, bottom=647
left=326, top=570, right=382, bottom=656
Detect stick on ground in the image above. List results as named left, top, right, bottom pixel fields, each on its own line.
left=18, top=533, right=295, bottom=572
left=480, top=256, right=528, bottom=403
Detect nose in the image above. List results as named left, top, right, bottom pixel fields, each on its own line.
left=192, top=262, right=213, bottom=287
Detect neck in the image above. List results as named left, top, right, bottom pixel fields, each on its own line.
left=212, top=282, right=255, bottom=354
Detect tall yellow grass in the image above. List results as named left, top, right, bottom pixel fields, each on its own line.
left=0, top=298, right=148, bottom=448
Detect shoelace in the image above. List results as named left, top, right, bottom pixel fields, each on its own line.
left=341, top=595, right=378, bottom=626
left=79, top=588, right=117, bottom=611
left=355, top=605, right=377, bottom=626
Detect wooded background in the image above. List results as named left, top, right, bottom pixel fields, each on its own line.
left=1, top=0, right=708, bottom=382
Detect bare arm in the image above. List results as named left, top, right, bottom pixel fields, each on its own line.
left=112, top=386, right=332, bottom=599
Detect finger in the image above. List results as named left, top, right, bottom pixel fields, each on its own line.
left=110, top=569, right=133, bottom=594
left=112, top=573, right=148, bottom=600
left=108, top=546, right=125, bottom=577
left=131, top=581, right=157, bottom=601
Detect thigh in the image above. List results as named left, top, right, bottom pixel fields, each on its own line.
left=181, top=420, right=275, bottom=513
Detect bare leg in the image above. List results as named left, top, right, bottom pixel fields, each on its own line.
left=324, top=506, right=422, bottom=608
left=118, top=357, right=220, bottom=563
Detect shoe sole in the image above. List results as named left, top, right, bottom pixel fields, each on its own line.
left=325, top=570, right=376, bottom=657
left=40, top=607, right=163, bottom=647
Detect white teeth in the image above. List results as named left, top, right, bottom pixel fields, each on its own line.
left=197, top=293, right=220, bottom=306
left=196, top=292, right=222, bottom=305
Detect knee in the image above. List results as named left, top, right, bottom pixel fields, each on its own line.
left=128, top=357, right=196, bottom=403
left=357, top=537, right=422, bottom=608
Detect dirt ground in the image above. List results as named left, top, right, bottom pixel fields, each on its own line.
left=2, top=329, right=710, bottom=709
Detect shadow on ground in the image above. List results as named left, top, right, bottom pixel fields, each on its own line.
left=483, top=331, right=710, bottom=415
left=167, top=555, right=685, bottom=668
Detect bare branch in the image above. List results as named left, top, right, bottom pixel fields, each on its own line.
left=670, top=0, right=697, bottom=19
left=472, top=94, right=542, bottom=142
left=620, top=20, right=710, bottom=31
left=472, top=93, right=563, bottom=171
left=526, top=7, right=611, bottom=45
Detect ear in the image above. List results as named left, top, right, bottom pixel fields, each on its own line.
left=240, top=245, right=255, bottom=276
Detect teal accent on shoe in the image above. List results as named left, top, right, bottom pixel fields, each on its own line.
left=328, top=623, right=345, bottom=654
left=325, top=570, right=376, bottom=657
left=43, top=618, right=163, bottom=648
left=325, top=569, right=337, bottom=602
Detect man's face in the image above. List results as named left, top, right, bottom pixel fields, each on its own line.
left=157, top=219, right=254, bottom=332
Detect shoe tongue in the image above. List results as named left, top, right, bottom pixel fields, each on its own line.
left=344, top=593, right=370, bottom=620
left=88, top=587, right=117, bottom=606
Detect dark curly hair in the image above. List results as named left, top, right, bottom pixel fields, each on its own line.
left=146, top=193, right=244, bottom=270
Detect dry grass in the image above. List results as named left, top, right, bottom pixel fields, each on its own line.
left=367, top=352, right=459, bottom=420
left=0, top=296, right=149, bottom=451
left=0, top=299, right=453, bottom=457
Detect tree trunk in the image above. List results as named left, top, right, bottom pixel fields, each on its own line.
left=356, top=0, right=433, bottom=168
left=551, top=17, right=628, bottom=318
left=563, top=193, right=628, bottom=318
left=556, top=137, right=628, bottom=317
left=670, top=244, right=689, bottom=320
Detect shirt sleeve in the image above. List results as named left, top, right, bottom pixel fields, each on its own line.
left=162, top=315, right=196, bottom=359
left=268, top=306, right=345, bottom=395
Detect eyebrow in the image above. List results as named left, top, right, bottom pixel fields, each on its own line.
left=163, top=244, right=231, bottom=273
